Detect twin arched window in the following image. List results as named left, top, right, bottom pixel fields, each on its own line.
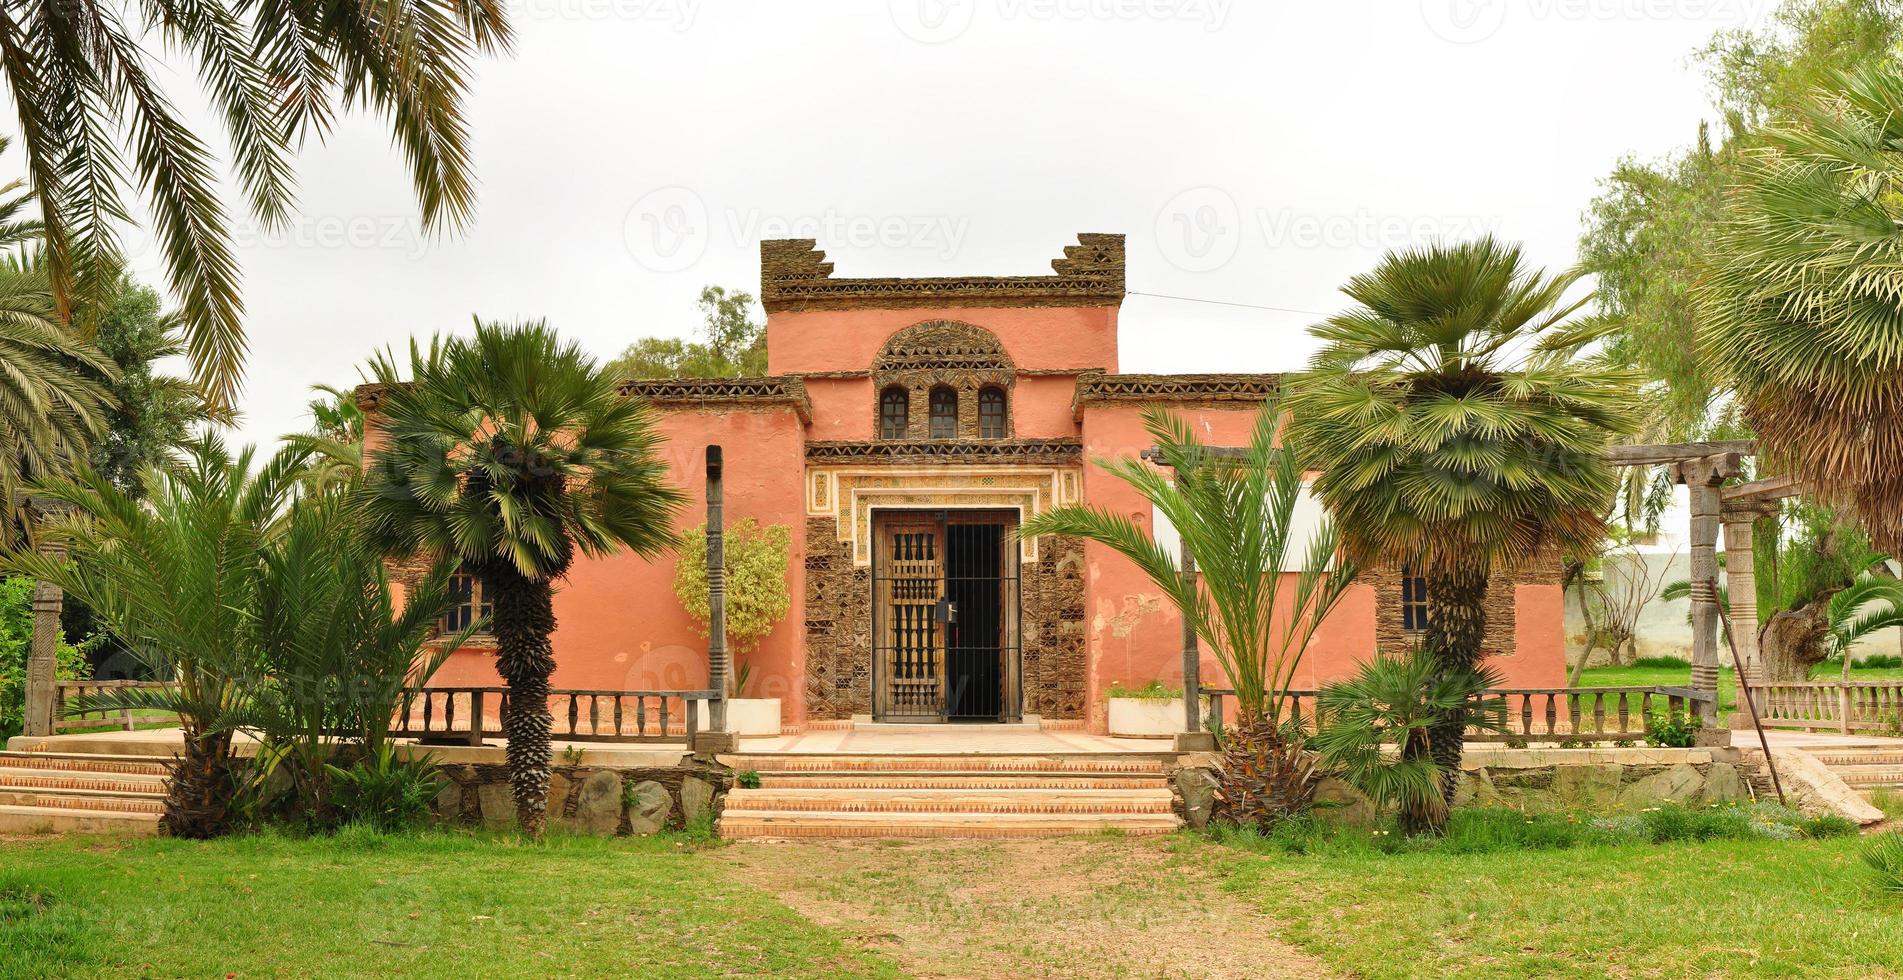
left=880, top=387, right=909, bottom=439
left=929, top=387, right=958, bottom=439
left=978, top=387, right=1006, bottom=439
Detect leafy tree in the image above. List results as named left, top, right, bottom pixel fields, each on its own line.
left=608, top=286, right=767, bottom=380
left=1699, top=63, right=1903, bottom=562
left=0, top=575, right=84, bottom=738
left=673, top=518, right=791, bottom=697
left=362, top=321, right=684, bottom=836
left=1284, top=237, right=1637, bottom=805
left=0, top=0, right=512, bottom=409
left=82, top=277, right=216, bottom=495
left=1313, top=649, right=1506, bottom=836
left=1020, top=401, right=1359, bottom=831
left=0, top=436, right=307, bottom=837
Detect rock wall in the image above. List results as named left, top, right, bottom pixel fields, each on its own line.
left=431, top=760, right=731, bottom=836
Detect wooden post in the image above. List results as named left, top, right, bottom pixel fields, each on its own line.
left=1720, top=510, right=1765, bottom=689
left=1672, top=454, right=1741, bottom=729
left=705, top=445, right=729, bottom=735
left=22, top=505, right=70, bottom=739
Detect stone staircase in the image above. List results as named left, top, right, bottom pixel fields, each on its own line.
left=717, top=753, right=1183, bottom=839
left=0, top=751, right=167, bottom=835
left=1806, top=746, right=1903, bottom=795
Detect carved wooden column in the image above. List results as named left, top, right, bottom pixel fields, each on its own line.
left=694, top=445, right=738, bottom=755
left=1174, top=550, right=1216, bottom=751
left=22, top=499, right=73, bottom=738
left=1671, top=453, right=1742, bottom=728
left=1720, top=503, right=1774, bottom=689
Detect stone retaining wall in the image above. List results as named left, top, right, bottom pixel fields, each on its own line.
left=431, top=759, right=731, bottom=835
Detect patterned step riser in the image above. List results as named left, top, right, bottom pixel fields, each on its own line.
left=0, top=773, right=166, bottom=795
left=0, top=791, right=164, bottom=815
left=1841, top=775, right=1903, bottom=788
left=718, top=820, right=1181, bottom=840
left=726, top=800, right=1174, bottom=816
left=0, top=754, right=171, bottom=777
left=757, top=776, right=1166, bottom=791
left=728, top=759, right=1166, bottom=776
left=1817, top=757, right=1903, bottom=768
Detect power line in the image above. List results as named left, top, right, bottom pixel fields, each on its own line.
left=1123, top=289, right=1329, bottom=318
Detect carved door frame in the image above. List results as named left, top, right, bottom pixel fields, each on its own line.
left=869, top=509, right=1021, bottom=723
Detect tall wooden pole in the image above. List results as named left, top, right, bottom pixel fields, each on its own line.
left=22, top=542, right=67, bottom=739
left=705, top=445, right=729, bottom=734
left=1180, top=550, right=1201, bottom=735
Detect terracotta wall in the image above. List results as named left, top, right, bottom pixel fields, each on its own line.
left=767, top=306, right=1117, bottom=376
left=427, top=406, right=813, bottom=726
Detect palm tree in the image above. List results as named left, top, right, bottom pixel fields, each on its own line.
left=0, top=0, right=511, bottom=410
left=1312, top=648, right=1507, bottom=836
left=361, top=321, right=684, bottom=836
left=1699, top=64, right=1903, bottom=559
left=0, top=435, right=304, bottom=837
left=1019, top=401, right=1358, bottom=830
left=0, top=149, right=114, bottom=543
left=1284, top=237, right=1638, bottom=804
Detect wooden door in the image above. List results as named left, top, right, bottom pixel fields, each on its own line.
left=873, top=519, right=946, bottom=720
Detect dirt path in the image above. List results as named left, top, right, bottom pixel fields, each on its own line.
left=716, top=835, right=1337, bottom=980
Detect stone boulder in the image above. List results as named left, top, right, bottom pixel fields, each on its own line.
left=1173, top=767, right=1220, bottom=829
left=566, top=770, right=624, bottom=836
left=1617, top=763, right=1706, bottom=806
left=680, top=775, right=715, bottom=825
left=625, top=780, right=672, bottom=836
left=476, top=782, right=516, bottom=829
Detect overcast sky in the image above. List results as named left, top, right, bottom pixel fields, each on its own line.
left=104, top=0, right=1776, bottom=449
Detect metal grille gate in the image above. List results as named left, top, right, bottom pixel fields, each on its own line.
left=871, top=512, right=1020, bottom=722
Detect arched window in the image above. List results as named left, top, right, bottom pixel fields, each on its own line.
left=978, top=387, right=1007, bottom=439
left=879, top=387, right=909, bottom=439
left=929, top=387, right=958, bottom=439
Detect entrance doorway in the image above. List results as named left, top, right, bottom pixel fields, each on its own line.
left=870, top=510, right=1021, bottom=722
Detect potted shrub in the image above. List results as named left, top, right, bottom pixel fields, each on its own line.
left=676, top=518, right=790, bottom=737
left=1105, top=682, right=1203, bottom=737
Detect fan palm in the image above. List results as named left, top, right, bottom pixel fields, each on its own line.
left=0, top=0, right=511, bottom=409
left=362, top=320, right=684, bottom=836
left=1312, top=648, right=1506, bottom=836
left=1699, top=64, right=1903, bottom=557
left=1284, top=237, right=1638, bottom=803
left=0, top=435, right=304, bottom=837
left=1019, top=400, right=1359, bottom=830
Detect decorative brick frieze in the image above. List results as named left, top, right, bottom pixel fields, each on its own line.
left=1070, top=372, right=1282, bottom=419
left=617, top=376, right=813, bottom=423
left=805, top=439, right=1082, bottom=466
left=761, top=235, right=1125, bottom=313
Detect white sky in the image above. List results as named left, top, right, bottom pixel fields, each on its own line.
left=98, top=0, right=1776, bottom=448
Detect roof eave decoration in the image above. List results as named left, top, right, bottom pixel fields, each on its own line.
left=804, top=438, right=1083, bottom=466
left=617, top=376, right=814, bottom=424
left=1069, top=372, right=1284, bottom=421
left=760, top=234, right=1125, bottom=313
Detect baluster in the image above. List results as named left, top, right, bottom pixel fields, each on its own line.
left=468, top=690, right=485, bottom=746
left=1669, top=694, right=1683, bottom=724
left=659, top=697, right=670, bottom=738
left=1593, top=693, right=1606, bottom=734
left=589, top=695, right=601, bottom=736
left=613, top=696, right=624, bottom=738
left=445, top=691, right=457, bottom=736
left=563, top=694, right=577, bottom=737
left=1520, top=694, right=1532, bottom=736
left=637, top=695, right=647, bottom=736
left=1617, top=692, right=1630, bottom=735
left=423, top=691, right=436, bottom=732
left=1545, top=693, right=1557, bottom=734
left=1568, top=693, right=1581, bottom=734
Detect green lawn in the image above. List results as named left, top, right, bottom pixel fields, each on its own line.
left=4, top=828, right=1898, bottom=979
left=1209, top=834, right=1903, bottom=979
left=0, top=830, right=900, bottom=979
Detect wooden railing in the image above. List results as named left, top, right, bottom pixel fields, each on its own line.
left=52, top=680, right=179, bottom=732
left=1201, top=685, right=1713, bottom=744
left=393, top=687, right=720, bottom=745
left=48, top=682, right=718, bottom=744
left=1742, top=680, right=1903, bottom=734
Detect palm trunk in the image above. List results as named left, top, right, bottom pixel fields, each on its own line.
left=487, top=562, right=557, bottom=837
left=163, top=726, right=236, bottom=839
left=1423, top=560, right=1489, bottom=814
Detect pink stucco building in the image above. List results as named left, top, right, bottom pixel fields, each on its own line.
left=408, top=234, right=1565, bottom=734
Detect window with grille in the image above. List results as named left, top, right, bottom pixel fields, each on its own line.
left=978, top=386, right=1006, bottom=439
left=445, top=571, right=493, bottom=634
left=879, top=386, right=909, bottom=439
left=929, top=387, right=958, bottom=439
left=1400, top=565, right=1428, bottom=634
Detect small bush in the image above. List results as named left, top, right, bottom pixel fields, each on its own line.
left=1865, top=833, right=1903, bottom=894
left=324, top=745, right=444, bottom=833
left=1856, top=654, right=1903, bottom=670
left=1642, top=712, right=1701, bottom=748
left=1104, top=680, right=1183, bottom=701
left=736, top=770, right=762, bottom=790
left=1639, top=804, right=1750, bottom=842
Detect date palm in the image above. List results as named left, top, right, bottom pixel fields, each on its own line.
left=1284, top=237, right=1637, bottom=805
left=1020, top=401, right=1358, bottom=830
left=1699, top=63, right=1903, bottom=557
left=362, top=321, right=683, bottom=836
left=0, top=0, right=511, bottom=409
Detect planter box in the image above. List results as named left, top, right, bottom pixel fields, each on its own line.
left=693, top=697, right=782, bottom=738
left=1109, top=698, right=1196, bottom=737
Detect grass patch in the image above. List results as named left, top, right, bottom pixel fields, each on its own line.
left=0, top=830, right=899, bottom=979
left=1202, top=826, right=1903, bottom=978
